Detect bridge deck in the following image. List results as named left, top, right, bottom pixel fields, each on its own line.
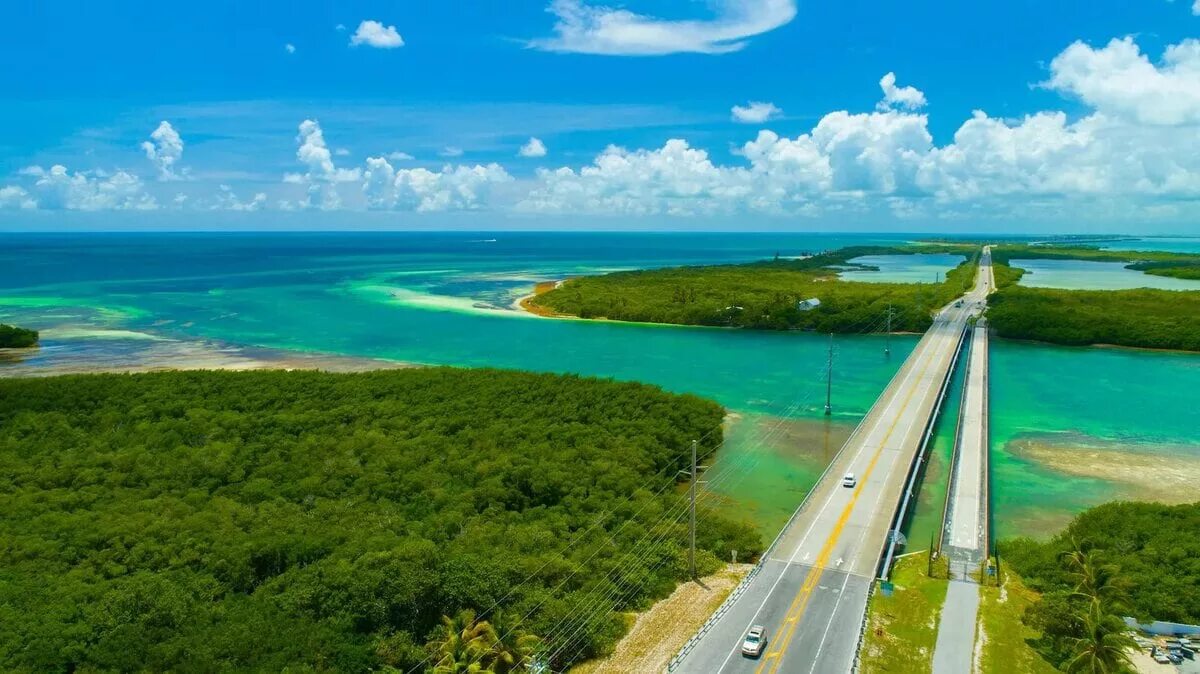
left=670, top=250, right=992, bottom=674
left=941, top=319, right=990, bottom=580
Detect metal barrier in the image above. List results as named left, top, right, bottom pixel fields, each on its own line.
left=850, top=578, right=879, bottom=673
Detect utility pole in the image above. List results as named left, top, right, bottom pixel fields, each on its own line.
left=824, top=333, right=833, bottom=416
left=688, top=439, right=698, bottom=581
left=885, top=303, right=894, bottom=357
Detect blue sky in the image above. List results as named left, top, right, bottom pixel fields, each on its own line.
left=3, top=0, right=1200, bottom=233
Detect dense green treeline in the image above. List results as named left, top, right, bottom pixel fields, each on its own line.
left=531, top=246, right=979, bottom=333
left=0, top=368, right=760, bottom=672
left=988, top=243, right=1200, bottom=280
left=0, top=323, right=38, bottom=348
left=986, top=284, right=1200, bottom=351
left=980, top=245, right=1200, bottom=351
left=1003, top=502, right=1200, bottom=669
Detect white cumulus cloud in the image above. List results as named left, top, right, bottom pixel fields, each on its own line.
left=521, top=140, right=754, bottom=215
left=521, top=36, right=1200, bottom=221
left=732, top=101, right=782, bottom=123
left=141, top=121, right=186, bottom=180
left=1045, top=37, right=1200, bottom=125
left=528, top=0, right=796, bottom=55
left=877, top=72, right=927, bottom=111
left=0, top=185, right=36, bottom=209
left=362, top=156, right=512, bottom=212
left=519, top=137, right=548, bottom=158
left=292, top=119, right=361, bottom=210
left=350, top=20, right=404, bottom=48
left=214, top=185, right=268, bottom=211
left=22, top=164, right=157, bottom=211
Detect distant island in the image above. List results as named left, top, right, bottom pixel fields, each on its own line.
left=526, top=245, right=979, bottom=334
left=525, top=242, right=1200, bottom=353
left=0, top=323, right=39, bottom=348
left=971, top=244, right=1200, bottom=352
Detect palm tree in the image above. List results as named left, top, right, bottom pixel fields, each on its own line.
left=1059, top=543, right=1129, bottom=611
left=480, top=610, right=541, bottom=674
left=431, top=610, right=492, bottom=674
left=1063, top=601, right=1135, bottom=674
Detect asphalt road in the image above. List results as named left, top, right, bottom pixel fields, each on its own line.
left=672, top=250, right=993, bottom=674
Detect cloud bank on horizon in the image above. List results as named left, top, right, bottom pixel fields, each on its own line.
left=3, top=1, right=1200, bottom=231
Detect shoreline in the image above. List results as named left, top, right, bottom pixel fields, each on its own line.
left=0, top=337, right=414, bottom=378
left=514, top=279, right=565, bottom=317
left=515, top=283, right=1199, bottom=355
left=989, top=334, right=1200, bottom=357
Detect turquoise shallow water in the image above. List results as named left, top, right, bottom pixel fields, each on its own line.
left=1013, top=258, right=1200, bottom=291
left=839, top=253, right=966, bottom=284
left=1096, top=237, right=1200, bottom=254
left=2, top=232, right=1197, bottom=541
left=989, top=340, right=1200, bottom=535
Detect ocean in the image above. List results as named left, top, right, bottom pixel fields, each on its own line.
left=2, top=231, right=1197, bottom=540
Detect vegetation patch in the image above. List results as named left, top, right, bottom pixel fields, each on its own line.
left=985, top=284, right=1200, bottom=351
left=0, top=368, right=761, bottom=672
left=0, top=323, right=38, bottom=348
left=969, top=243, right=1200, bottom=352
left=977, top=571, right=1058, bottom=674
left=1001, top=501, right=1200, bottom=671
left=860, top=552, right=949, bottom=674
left=530, top=246, right=979, bottom=333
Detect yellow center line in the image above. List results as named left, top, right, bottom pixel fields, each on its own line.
left=755, top=324, right=955, bottom=674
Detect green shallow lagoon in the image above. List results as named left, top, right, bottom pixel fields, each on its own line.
left=2, top=232, right=1197, bottom=544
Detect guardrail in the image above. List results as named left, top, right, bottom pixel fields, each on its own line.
left=666, top=329, right=925, bottom=672
left=979, top=319, right=991, bottom=559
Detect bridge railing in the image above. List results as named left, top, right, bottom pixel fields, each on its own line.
left=979, top=319, right=991, bottom=560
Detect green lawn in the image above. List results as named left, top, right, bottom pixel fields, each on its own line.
left=977, top=572, right=1058, bottom=674
left=860, top=553, right=949, bottom=674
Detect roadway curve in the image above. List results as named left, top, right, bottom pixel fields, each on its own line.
left=672, top=248, right=993, bottom=674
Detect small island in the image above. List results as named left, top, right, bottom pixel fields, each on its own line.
left=527, top=245, right=980, bottom=334
left=973, top=244, right=1200, bottom=352
left=526, top=242, right=1200, bottom=353
left=0, top=323, right=39, bottom=348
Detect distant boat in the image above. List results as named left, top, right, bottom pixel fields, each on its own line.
left=469, top=238, right=498, bottom=243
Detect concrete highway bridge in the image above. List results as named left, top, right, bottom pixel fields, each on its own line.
left=669, top=248, right=993, bottom=674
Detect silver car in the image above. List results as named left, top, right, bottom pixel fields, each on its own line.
left=741, top=625, right=767, bottom=658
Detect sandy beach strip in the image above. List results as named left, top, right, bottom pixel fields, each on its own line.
left=513, top=279, right=565, bottom=317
